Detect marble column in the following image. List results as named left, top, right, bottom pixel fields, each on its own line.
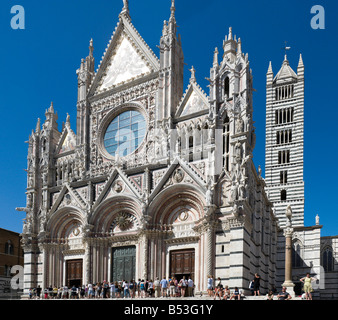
left=282, top=205, right=295, bottom=297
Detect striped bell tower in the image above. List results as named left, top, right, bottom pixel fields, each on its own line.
left=265, top=53, right=305, bottom=227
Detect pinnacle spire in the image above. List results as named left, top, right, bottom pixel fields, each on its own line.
left=35, top=118, right=41, bottom=134
left=213, top=47, right=219, bottom=67
left=170, top=0, right=176, bottom=20
left=298, top=53, right=304, bottom=68
left=89, top=38, right=94, bottom=57
left=228, top=27, right=233, bottom=40
left=267, top=61, right=273, bottom=74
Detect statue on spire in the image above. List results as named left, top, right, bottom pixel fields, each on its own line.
left=122, top=0, right=129, bottom=16
left=123, top=0, right=129, bottom=10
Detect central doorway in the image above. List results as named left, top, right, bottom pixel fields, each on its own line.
left=170, top=249, right=195, bottom=282
left=111, top=246, right=136, bottom=282
left=66, top=259, right=83, bottom=287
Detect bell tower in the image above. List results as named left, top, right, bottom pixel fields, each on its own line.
left=265, top=53, right=305, bottom=227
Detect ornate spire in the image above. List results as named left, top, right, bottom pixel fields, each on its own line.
left=228, top=27, right=233, bottom=40
left=170, top=0, right=176, bottom=21
left=89, top=38, right=94, bottom=57
left=35, top=118, right=41, bottom=134
left=213, top=47, right=219, bottom=67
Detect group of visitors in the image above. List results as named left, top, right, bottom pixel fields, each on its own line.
left=28, top=272, right=318, bottom=300
left=28, top=276, right=196, bottom=299
left=207, top=276, right=243, bottom=300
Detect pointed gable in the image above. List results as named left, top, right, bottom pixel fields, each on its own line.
left=175, top=81, right=209, bottom=118
left=92, top=167, right=142, bottom=210
left=55, top=115, right=77, bottom=155
left=274, top=56, right=297, bottom=84
left=99, top=37, right=151, bottom=90
left=89, top=14, right=160, bottom=96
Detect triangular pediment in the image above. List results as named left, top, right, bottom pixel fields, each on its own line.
left=175, top=83, right=209, bottom=118
left=48, top=184, right=87, bottom=217
left=99, top=37, right=151, bottom=91
left=56, top=127, right=77, bottom=155
left=89, top=15, right=160, bottom=96
left=274, top=58, right=297, bottom=84
left=149, top=157, right=207, bottom=203
left=92, top=167, right=142, bottom=210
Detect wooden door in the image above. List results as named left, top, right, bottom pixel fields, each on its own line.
left=170, top=249, right=195, bottom=280
left=66, top=259, right=83, bottom=287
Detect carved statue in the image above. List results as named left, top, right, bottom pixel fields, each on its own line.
left=206, top=187, right=213, bottom=206
left=235, top=141, right=242, bottom=163
left=316, top=214, right=320, bottom=225
left=236, top=118, right=244, bottom=134
left=231, top=182, right=238, bottom=202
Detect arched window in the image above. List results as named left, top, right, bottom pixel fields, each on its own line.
left=223, top=116, right=230, bottom=171
left=323, top=247, right=334, bottom=272
left=292, top=241, right=303, bottom=268
left=224, top=77, right=230, bottom=98
left=188, top=136, right=194, bottom=162
left=5, top=240, right=14, bottom=255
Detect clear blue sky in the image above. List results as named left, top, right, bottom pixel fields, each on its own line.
left=0, top=0, right=337, bottom=236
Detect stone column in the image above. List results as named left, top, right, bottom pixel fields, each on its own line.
left=282, top=205, right=295, bottom=297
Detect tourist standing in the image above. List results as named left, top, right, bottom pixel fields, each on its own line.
left=88, top=283, right=94, bottom=298
left=102, top=280, right=109, bottom=298
left=169, top=277, right=176, bottom=297
left=300, top=273, right=317, bottom=300
left=160, top=276, right=168, bottom=298
left=136, top=279, right=141, bottom=298
left=187, top=277, right=194, bottom=297
left=123, top=280, right=130, bottom=298
left=140, top=279, right=146, bottom=298
left=179, top=276, right=187, bottom=297
left=148, top=280, right=154, bottom=297
left=207, top=275, right=213, bottom=297
left=154, top=277, right=161, bottom=298
left=252, top=273, right=261, bottom=296
left=214, top=277, right=223, bottom=300
left=129, top=280, right=135, bottom=298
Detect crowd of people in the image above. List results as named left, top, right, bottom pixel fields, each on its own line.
left=28, top=276, right=197, bottom=300
left=28, top=272, right=316, bottom=300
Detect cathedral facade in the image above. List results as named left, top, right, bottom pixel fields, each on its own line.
left=18, top=1, right=337, bottom=298
left=19, top=1, right=278, bottom=295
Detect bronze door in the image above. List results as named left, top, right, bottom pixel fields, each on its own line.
left=66, top=259, right=83, bottom=287
left=111, top=246, right=136, bottom=282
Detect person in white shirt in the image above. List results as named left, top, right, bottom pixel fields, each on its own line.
left=154, top=277, right=161, bottom=298
left=187, top=277, right=194, bottom=297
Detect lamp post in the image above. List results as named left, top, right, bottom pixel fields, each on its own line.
left=282, top=205, right=295, bottom=297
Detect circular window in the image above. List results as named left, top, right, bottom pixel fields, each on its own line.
left=103, top=110, right=146, bottom=157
